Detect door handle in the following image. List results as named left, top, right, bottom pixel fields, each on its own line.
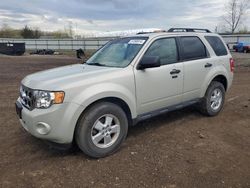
left=170, top=69, right=181, bottom=75
left=204, top=63, right=213, bottom=68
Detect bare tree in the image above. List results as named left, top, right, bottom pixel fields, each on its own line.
left=223, top=0, right=249, bottom=33
left=64, top=22, right=74, bottom=38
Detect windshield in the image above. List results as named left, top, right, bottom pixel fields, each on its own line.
left=86, top=37, right=148, bottom=68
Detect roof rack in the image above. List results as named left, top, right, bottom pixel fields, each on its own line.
left=168, top=28, right=211, bottom=33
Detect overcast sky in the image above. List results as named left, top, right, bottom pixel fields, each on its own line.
left=0, top=0, right=249, bottom=34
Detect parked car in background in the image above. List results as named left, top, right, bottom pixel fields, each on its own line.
left=233, top=42, right=250, bottom=53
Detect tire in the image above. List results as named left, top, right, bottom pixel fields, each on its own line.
left=75, top=102, right=128, bottom=158
left=199, top=81, right=225, bottom=116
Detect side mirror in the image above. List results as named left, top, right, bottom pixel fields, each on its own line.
left=137, top=56, right=161, bottom=70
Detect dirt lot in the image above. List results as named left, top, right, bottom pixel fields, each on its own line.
left=0, top=53, right=249, bottom=188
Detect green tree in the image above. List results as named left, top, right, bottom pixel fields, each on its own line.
left=20, top=25, right=34, bottom=38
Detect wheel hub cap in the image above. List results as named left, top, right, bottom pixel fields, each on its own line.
left=91, top=114, right=121, bottom=148
left=210, top=88, right=222, bottom=111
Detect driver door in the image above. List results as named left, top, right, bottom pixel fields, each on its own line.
left=134, top=37, right=183, bottom=115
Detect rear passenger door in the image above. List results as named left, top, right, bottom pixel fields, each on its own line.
left=179, top=36, right=212, bottom=101
left=204, top=35, right=230, bottom=69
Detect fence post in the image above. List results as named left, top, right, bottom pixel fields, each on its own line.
left=35, top=40, right=37, bottom=50
left=58, top=40, right=60, bottom=50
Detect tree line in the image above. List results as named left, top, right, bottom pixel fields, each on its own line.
left=0, top=24, right=72, bottom=39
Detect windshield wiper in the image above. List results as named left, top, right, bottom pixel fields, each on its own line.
left=87, top=62, right=106, bottom=67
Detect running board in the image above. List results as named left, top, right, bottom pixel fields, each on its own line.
left=132, top=99, right=201, bottom=125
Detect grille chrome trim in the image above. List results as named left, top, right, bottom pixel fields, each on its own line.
left=20, top=85, right=35, bottom=110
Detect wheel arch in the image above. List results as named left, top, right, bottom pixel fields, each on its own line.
left=201, top=72, right=229, bottom=98
left=211, top=75, right=228, bottom=91
left=75, top=96, right=133, bottom=129
left=91, top=97, right=132, bottom=125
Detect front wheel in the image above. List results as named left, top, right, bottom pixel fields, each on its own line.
left=76, top=102, right=128, bottom=158
left=199, top=81, right=225, bottom=116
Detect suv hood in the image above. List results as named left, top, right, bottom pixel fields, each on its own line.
left=22, top=64, right=121, bottom=90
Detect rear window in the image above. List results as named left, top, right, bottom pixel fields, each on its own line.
left=205, top=36, right=228, bottom=56
left=180, top=36, right=207, bottom=61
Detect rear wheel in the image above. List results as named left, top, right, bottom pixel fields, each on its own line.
left=199, top=81, right=225, bottom=116
left=76, top=102, right=128, bottom=158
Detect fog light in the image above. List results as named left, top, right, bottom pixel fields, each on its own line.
left=36, top=122, right=51, bottom=135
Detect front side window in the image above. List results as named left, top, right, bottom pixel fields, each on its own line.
left=144, top=38, right=178, bottom=65
left=86, top=37, right=147, bottom=68
left=180, top=36, right=207, bottom=60
left=205, top=36, right=228, bottom=56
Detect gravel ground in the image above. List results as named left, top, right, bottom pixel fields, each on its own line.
left=0, top=53, right=249, bottom=188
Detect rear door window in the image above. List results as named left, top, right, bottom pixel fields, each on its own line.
left=205, top=36, right=228, bottom=56
left=180, top=36, right=207, bottom=61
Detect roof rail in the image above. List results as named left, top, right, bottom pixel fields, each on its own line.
left=168, top=28, right=211, bottom=33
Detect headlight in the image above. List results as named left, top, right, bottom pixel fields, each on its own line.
left=34, top=90, right=65, bottom=109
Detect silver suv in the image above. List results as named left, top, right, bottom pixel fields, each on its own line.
left=16, top=28, right=234, bottom=158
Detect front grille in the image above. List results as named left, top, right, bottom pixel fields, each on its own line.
left=20, top=85, right=35, bottom=110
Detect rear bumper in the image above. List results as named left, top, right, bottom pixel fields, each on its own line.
left=16, top=98, right=84, bottom=144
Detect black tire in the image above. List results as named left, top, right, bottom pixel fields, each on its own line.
left=199, top=81, right=225, bottom=116
left=76, top=102, right=128, bottom=158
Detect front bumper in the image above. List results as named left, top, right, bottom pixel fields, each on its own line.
left=16, top=97, right=84, bottom=144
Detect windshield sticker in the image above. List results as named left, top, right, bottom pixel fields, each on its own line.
left=128, top=40, right=145, bottom=45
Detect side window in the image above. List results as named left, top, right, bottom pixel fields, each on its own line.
left=205, top=36, right=228, bottom=56
left=144, top=38, right=178, bottom=65
left=180, top=36, right=207, bottom=60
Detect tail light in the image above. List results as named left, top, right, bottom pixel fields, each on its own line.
left=230, top=58, right=235, bottom=72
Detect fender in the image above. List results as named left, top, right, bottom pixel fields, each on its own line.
left=72, top=83, right=137, bottom=119
left=200, top=65, right=229, bottom=98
